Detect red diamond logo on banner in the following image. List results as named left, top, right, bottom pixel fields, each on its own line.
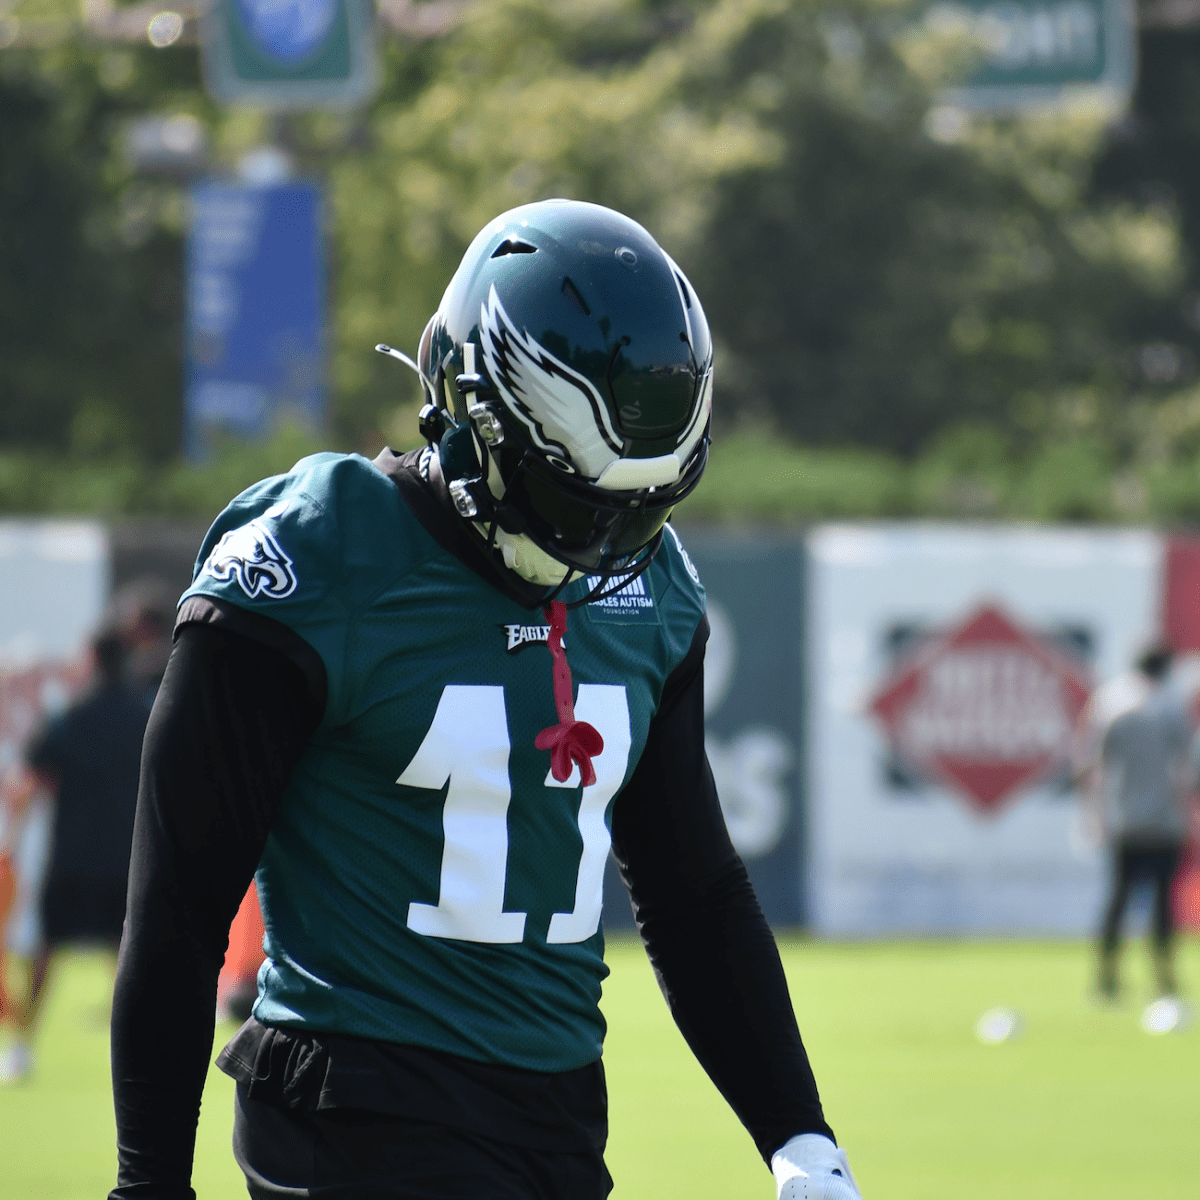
left=868, top=604, right=1091, bottom=814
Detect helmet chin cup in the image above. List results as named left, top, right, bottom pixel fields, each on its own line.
left=493, top=528, right=574, bottom=587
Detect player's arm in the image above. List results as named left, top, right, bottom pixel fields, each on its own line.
left=109, top=617, right=322, bottom=1200
left=610, top=618, right=860, bottom=1197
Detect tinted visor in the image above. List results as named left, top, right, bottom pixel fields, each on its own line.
left=496, top=435, right=707, bottom=574
left=514, top=468, right=671, bottom=570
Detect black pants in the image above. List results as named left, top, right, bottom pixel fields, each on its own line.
left=233, top=1085, right=613, bottom=1200
left=1099, top=837, right=1183, bottom=954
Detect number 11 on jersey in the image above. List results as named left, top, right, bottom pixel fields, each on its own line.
left=398, top=684, right=631, bottom=945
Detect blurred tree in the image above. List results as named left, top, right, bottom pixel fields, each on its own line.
left=1085, top=24, right=1200, bottom=493
left=676, top=3, right=1181, bottom=453
left=329, top=0, right=1184, bottom=456
left=0, top=39, right=202, bottom=461
left=0, top=0, right=1189, bottom=479
left=327, top=0, right=781, bottom=445
left=1093, top=26, right=1200, bottom=336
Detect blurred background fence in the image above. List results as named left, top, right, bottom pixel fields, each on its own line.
left=5, top=515, right=1198, bottom=940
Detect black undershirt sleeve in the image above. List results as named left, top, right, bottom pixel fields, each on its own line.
left=109, top=620, right=322, bottom=1200
left=610, top=618, right=834, bottom=1164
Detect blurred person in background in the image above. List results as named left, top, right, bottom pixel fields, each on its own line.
left=0, top=763, right=48, bottom=1075
left=0, top=628, right=150, bottom=1083
left=215, top=882, right=267, bottom=1024
left=0, top=760, right=52, bottom=1083
left=1078, top=643, right=1192, bottom=1000
left=107, top=577, right=178, bottom=703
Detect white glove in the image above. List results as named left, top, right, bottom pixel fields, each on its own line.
left=772, top=1133, right=862, bottom=1200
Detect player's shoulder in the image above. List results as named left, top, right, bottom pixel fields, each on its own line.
left=199, top=451, right=393, bottom=524
left=653, top=522, right=706, bottom=618
left=274, top=450, right=402, bottom=516
left=185, top=452, right=426, bottom=615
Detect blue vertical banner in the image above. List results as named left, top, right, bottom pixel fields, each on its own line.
left=184, top=181, right=325, bottom=460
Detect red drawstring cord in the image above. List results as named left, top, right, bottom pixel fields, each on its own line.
left=535, top=600, right=604, bottom=786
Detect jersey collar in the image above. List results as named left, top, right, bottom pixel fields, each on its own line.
left=372, top=446, right=557, bottom=612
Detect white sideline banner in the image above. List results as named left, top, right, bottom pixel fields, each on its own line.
left=806, top=524, right=1161, bottom=936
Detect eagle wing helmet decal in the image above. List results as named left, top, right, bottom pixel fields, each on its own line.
left=200, top=509, right=299, bottom=600
left=479, top=285, right=623, bottom=480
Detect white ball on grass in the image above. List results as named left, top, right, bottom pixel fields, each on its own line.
left=975, top=1007, right=1021, bottom=1044
left=1140, top=996, right=1189, bottom=1036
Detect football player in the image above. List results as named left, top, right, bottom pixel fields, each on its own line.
left=109, top=199, right=862, bottom=1200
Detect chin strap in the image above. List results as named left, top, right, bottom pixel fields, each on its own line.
left=565, top=529, right=663, bottom=609
left=535, top=601, right=604, bottom=786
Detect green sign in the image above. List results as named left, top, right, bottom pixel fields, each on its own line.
left=931, top=0, right=1135, bottom=109
left=201, top=0, right=378, bottom=110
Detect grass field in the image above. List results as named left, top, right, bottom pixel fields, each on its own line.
left=1, top=937, right=1197, bottom=1198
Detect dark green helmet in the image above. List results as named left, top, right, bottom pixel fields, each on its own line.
left=415, top=198, right=712, bottom=585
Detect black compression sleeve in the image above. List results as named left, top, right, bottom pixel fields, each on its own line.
left=610, top=622, right=834, bottom=1164
left=109, top=623, right=320, bottom=1200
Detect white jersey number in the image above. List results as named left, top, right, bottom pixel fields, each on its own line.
left=398, top=683, right=632, bottom=945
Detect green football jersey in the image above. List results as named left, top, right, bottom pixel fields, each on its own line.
left=181, top=451, right=706, bottom=1073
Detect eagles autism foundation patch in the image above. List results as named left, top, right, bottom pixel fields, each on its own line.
left=581, top=571, right=660, bottom=626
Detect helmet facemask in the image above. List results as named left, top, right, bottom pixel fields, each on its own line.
left=437, top=360, right=710, bottom=602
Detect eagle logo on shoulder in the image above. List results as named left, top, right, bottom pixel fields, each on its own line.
left=200, top=507, right=298, bottom=600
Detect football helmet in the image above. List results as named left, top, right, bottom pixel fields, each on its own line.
left=410, top=198, right=712, bottom=593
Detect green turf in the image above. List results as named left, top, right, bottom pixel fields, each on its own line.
left=1, top=938, right=1197, bottom=1198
